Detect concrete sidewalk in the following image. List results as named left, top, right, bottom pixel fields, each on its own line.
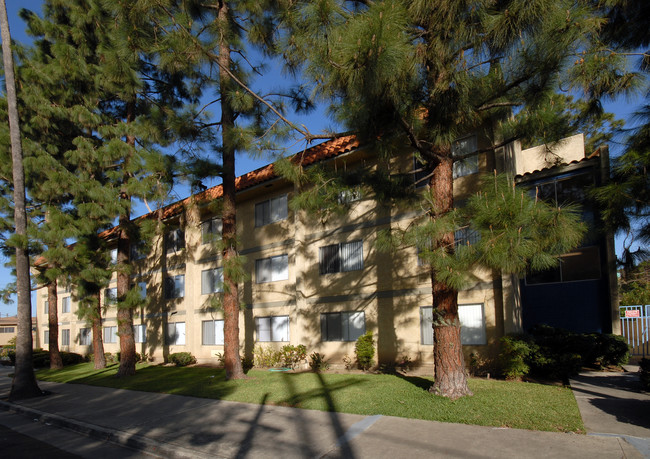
left=570, top=365, right=650, bottom=458
left=0, top=366, right=644, bottom=458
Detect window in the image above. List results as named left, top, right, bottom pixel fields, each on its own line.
left=165, top=227, right=185, bottom=254
left=165, top=275, right=185, bottom=299
left=455, top=226, right=480, bottom=248
left=255, top=255, right=289, bottom=283
left=166, top=322, right=186, bottom=345
left=320, top=311, right=365, bottom=342
left=420, top=304, right=486, bottom=345
left=201, top=268, right=224, bottom=294
left=452, top=135, right=479, bottom=178
left=105, top=287, right=117, bottom=305
left=44, top=300, right=49, bottom=314
left=255, top=194, right=288, bottom=227
left=338, top=188, right=362, bottom=204
left=131, top=240, right=147, bottom=260
left=459, top=304, right=487, bottom=345
left=61, top=329, right=70, bottom=346
left=62, top=296, right=71, bottom=313
left=110, top=248, right=118, bottom=265
left=138, top=282, right=147, bottom=299
left=0, top=327, right=15, bottom=333
left=202, top=217, right=222, bottom=244
left=79, top=328, right=92, bottom=346
left=526, top=246, right=601, bottom=285
left=255, top=316, right=290, bottom=342
left=103, top=326, right=117, bottom=344
left=413, top=157, right=429, bottom=189
left=44, top=330, right=49, bottom=344
left=319, top=240, right=363, bottom=274
left=133, top=324, right=146, bottom=343
left=202, top=320, right=224, bottom=345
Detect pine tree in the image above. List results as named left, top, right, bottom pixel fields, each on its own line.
left=135, top=0, right=318, bottom=379
left=19, top=0, right=187, bottom=375
left=0, top=0, right=42, bottom=400
left=281, top=0, right=636, bottom=398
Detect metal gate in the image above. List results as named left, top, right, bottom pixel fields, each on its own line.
left=620, top=305, right=650, bottom=357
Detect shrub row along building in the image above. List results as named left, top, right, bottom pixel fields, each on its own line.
left=34, top=133, right=619, bottom=369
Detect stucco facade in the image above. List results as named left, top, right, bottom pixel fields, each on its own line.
left=33, top=133, right=617, bottom=370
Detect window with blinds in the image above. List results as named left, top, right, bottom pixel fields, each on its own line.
left=202, top=320, right=224, bottom=345
left=255, top=195, right=288, bottom=227
left=202, top=217, right=223, bottom=244
left=320, top=311, right=365, bottom=342
left=133, top=324, right=146, bottom=343
left=255, top=255, right=289, bottom=283
left=201, top=268, right=224, bottom=294
left=420, top=304, right=486, bottom=345
left=255, top=316, right=290, bottom=342
left=319, top=240, right=363, bottom=274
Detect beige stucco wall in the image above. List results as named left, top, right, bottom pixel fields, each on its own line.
left=34, top=140, right=517, bottom=370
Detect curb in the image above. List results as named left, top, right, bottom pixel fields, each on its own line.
left=0, top=400, right=222, bottom=459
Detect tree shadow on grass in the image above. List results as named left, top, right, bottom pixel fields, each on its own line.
left=393, top=371, right=434, bottom=391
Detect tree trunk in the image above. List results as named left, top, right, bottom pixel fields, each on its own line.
left=219, top=1, right=245, bottom=380
left=92, top=292, right=106, bottom=369
left=429, top=154, right=472, bottom=400
left=47, top=281, right=63, bottom=369
left=116, top=104, right=136, bottom=377
left=2, top=0, right=42, bottom=400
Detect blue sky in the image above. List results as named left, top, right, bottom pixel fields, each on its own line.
left=0, top=1, right=644, bottom=317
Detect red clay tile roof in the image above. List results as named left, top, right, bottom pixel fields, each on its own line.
left=100, top=135, right=361, bottom=236
left=33, top=136, right=361, bottom=267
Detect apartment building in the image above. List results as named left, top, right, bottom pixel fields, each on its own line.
left=34, top=133, right=618, bottom=369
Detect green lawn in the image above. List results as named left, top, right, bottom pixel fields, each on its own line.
left=36, top=363, right=584, bottom=433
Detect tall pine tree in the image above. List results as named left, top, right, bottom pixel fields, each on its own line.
left=280, top=0, right=637, bottom=398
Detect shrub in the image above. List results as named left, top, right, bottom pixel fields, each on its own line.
left=169, top=352, right=196, bottom=367
left=499, top=326, right=631, bottom=380
left=253, top=345, right=282, bottom=367
left=60, top=352, right=85, bottom=366
left=241, top=355, right=254, bottom=373
left=280, top=344, right=307, bottom=369
left=498, top=335, right=535, bottom=379
left=640, top=358, right=650, bottom=391
left=32, top=350, right=50, bottom=368
left=355, top=331, right=375, bottom=370
left=309, top=352, right=330, bottom=372
left=342, top=354, right=354, bottom=370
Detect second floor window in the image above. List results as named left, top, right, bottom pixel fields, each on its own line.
left=105, top=287, right=117, bottom=305
left=319, top=240, right=364, bottom=274
left=165, top=274, right=185, bottom=299
left=255, top=255, right=289, bottom=283
left=452, top=135, right=479, bottom=178
left=62, top=296, right=71, bottom=313
left=201, top=268, right=224, bottom=294
left=255, top=194, right=288, bottom=227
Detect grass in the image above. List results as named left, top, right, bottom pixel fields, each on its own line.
left=36, top=363, right=584, bottom=433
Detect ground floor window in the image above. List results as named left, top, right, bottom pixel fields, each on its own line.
left=166, top=322, right=186, bottom=345
left=320, top=311, right=365, bottom=342
left=61, top=329, right=70, bottom=346
left=202, top=320, right=224, bottom=345
left=44, top=330, right=49, bottom=344
left=255, top=316, right=290, bottom=342
left=103, top=326, right=117, bottom=344
left=420, top=304, right=487, bottom=345
left=133, top=324, right=146, bottom=343
left=79, top=328, right=92, bottom=346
